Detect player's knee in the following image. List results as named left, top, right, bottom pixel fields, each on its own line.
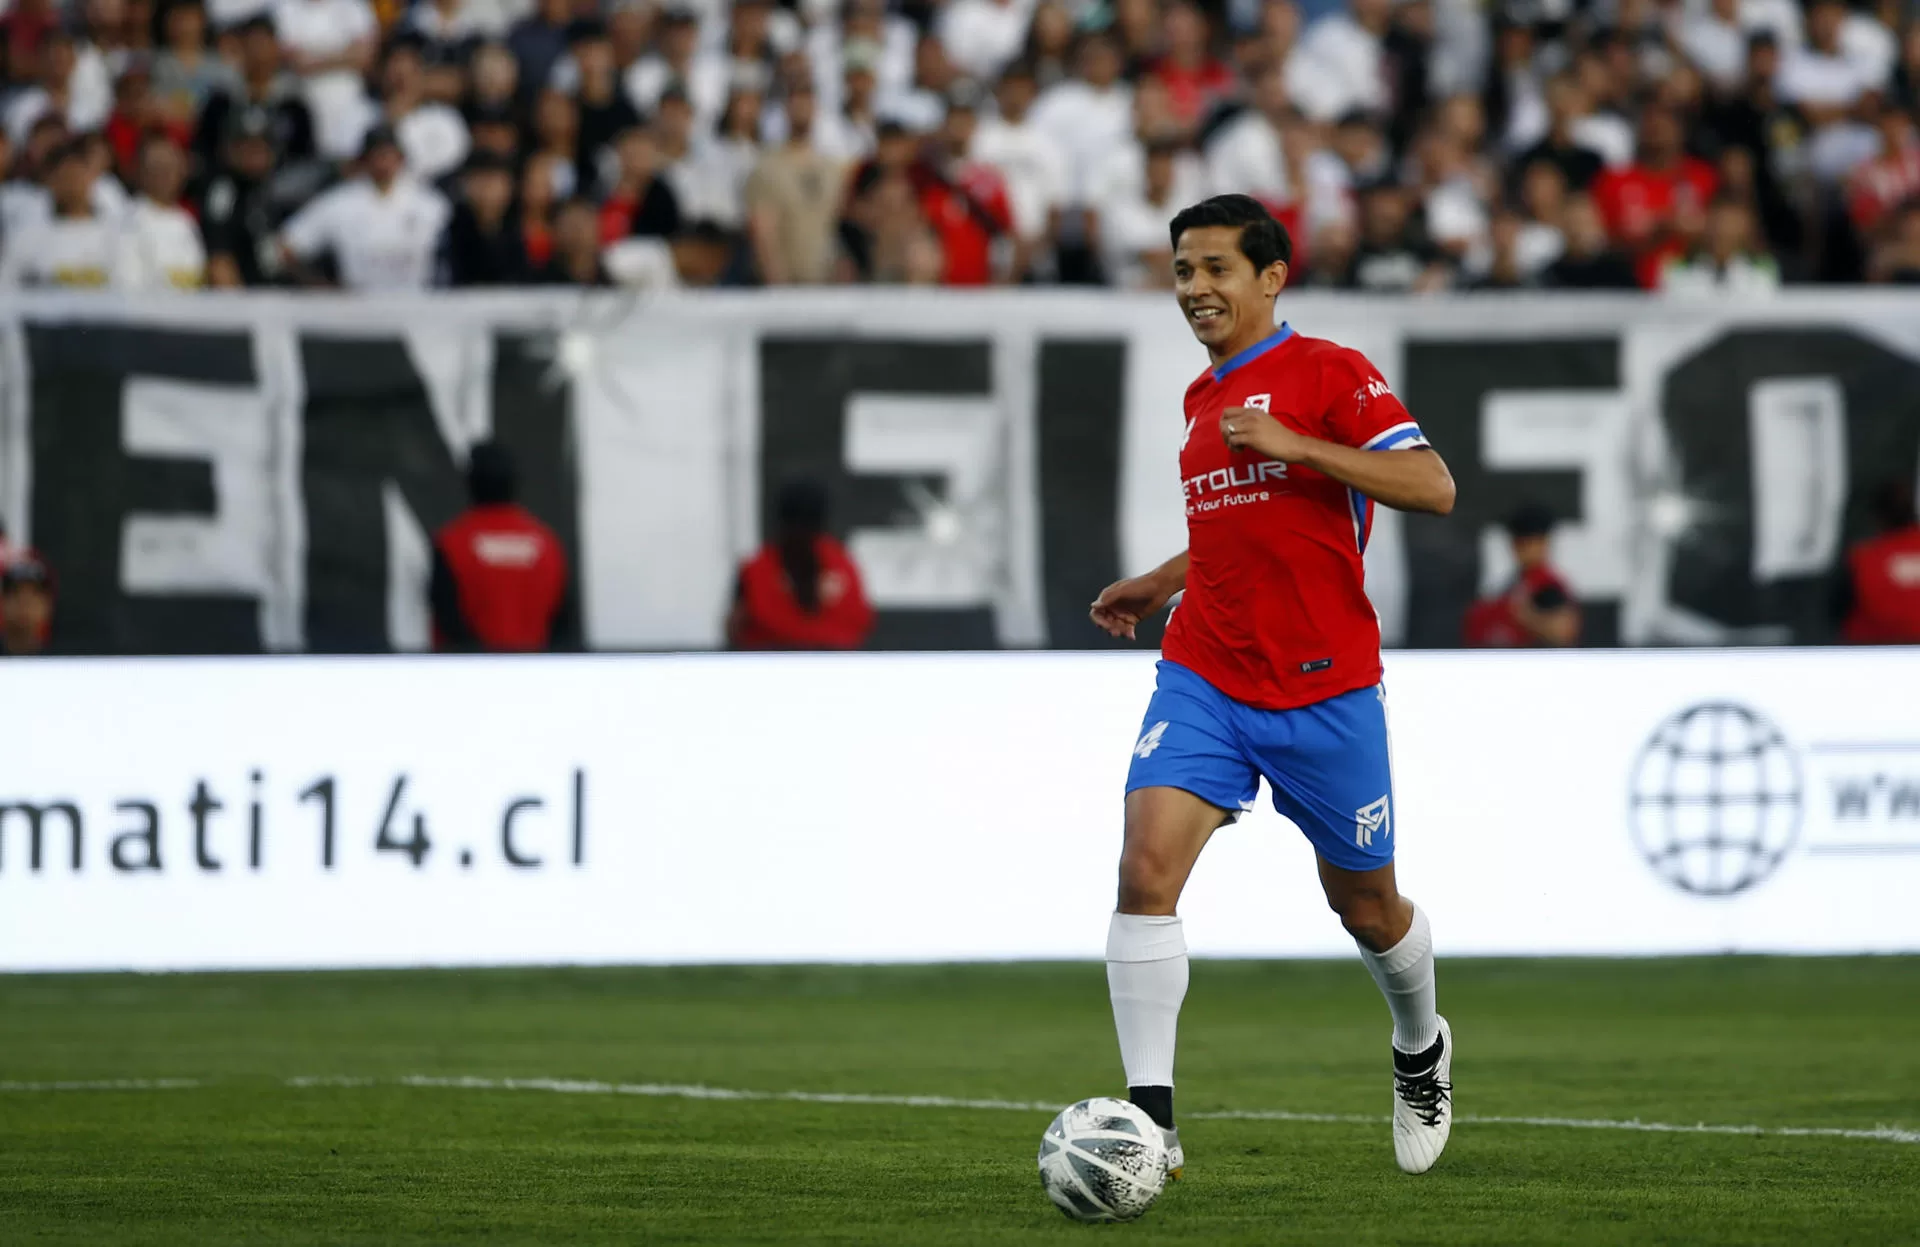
left=1116, top=845, right=1182, bottom=914
left=1330, top=893, right=1396, bottom=949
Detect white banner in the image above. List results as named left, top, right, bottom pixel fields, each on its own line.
left=4, top=290, right=1920, bottom=654
left=4, top=648, right=1917, bottom=970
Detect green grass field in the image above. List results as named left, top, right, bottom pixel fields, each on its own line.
left=2, top=958, right=1917, bottom=1245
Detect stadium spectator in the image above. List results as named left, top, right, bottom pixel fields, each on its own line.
left=506, top=0, right=573, bottom=105
left=926, top=94, right=1013, bottom=284
left=1592, top=105, right=1718, bottom=286
left=445, top=150, right=527, bottom=284
left=567, top=19, right=641, bottom=191
left=625, top=6, right=724, bottom=129
left=1030, top=31, right=1132, bottom=211
left=377, top=36, right=470, bottom=182
left=1463, top=502, right=1580, bottom=647
left=696, top=88, right=764, bottom=229
left=151, top=0, right=239, bottom=125
left=1543, top=192, right=1639, bottom=288
left=6, top=29, right=110, bottom=144
left=598, top=124, right=682, bottom=241
left=1518, top=73, right=1606, bottom=194
left=1837, top=481, right=1920, bottom=643
left=534, top=194, right=615, bottom=283
left=272, top=0, right=378, bottom=160
left=193, top=15, right=316, bottom=176
left=1469, top=205, right=1539, bottom=290
left=519, top=150, right=563, bottom=267
left=1204, top=65, right=1293, bottom=207
left=1342, top=179, right=1450, bottom=292
left=1103, top=134, right=1192, bottom=288
left=529, top=88, right=580, bottom=197
left=277, top=125, right=450, bottom=289
left=0, top=138, right=116, bottom=286
left=938, top=0, right=1027, bottom=83
left=747, top=79, right=845, bottom=284
left=972, top=60, right=1066, bottom=279
left=1846, top=108, right=1920, bottom=241
left=200, top=106, right=283, bottom=286
left=115, top=135, right=204, bottom=288
left=430, top=441, right=572, bottom=653
left=1660, top=194, right=1780, bottom=294
left=728, top=479, right=875, bottom=651
left=1869, top=199, right=1920, bottom=282
left=0, top=552, right=55, bottom=656
left=1148, top=1, right=1235, bottom=131
left=463, top=40, right=521, bottom=123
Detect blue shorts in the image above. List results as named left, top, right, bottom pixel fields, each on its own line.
left=1124, top=661, right=1397, bottom=873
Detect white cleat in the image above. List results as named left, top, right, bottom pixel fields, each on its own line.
left=1162, top=1126, right=1184, bottom=1180
left=1391, top=1016, right=1453, bottom=1174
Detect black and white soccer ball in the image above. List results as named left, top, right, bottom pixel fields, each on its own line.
left=1037, top=1097, right=1169, bottom=1222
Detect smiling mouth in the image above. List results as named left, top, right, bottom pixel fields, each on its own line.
left=1189, top=306, right=1226, bottom=326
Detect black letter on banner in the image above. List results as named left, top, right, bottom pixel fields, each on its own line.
left=1037, top=339, right=1130, bottom=648
left=1662, top=328, right=1920, bottom=641
left=758, top=338, right=997, bottom=649
left=25, top=325, right=261, bottom=653
left=300, top=334, right=577, bottom=652
left=1400, top=338, right=1621, bottom=647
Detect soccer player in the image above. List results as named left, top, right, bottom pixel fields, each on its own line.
left=1089, top=194, right=1457, bottom=1176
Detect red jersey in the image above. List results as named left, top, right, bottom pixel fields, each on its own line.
left=1162, top=324, right=1427, bottom=710
left=920, top=162, right=1013, bottom=286
left=1841, top=527, right=1920, bottom=643
left=732, top=535, right=875, bottom=650
left=432, top=503, right=568, bottom=652
left=1592, top=158, right=1718, bottom=288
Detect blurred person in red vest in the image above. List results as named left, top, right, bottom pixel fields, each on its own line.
left=430, top=442, right=571, bottom=652
left=728, top=480, right=875, bottom=650
left=1837, top=480, right=1920, bottom=643
left=1, top=551, right=55, bottom=656
left=1591, top=105, right=1718, bottom=288
left=1463, top=502, right=1581, bottom=647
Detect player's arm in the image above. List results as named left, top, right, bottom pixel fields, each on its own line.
left=1222, top=411, right=1456, bottom=515
left=1090, top=551, right=1188, bottom=640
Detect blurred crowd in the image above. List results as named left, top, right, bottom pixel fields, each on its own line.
left=1, top=0, right=1919, bottom=290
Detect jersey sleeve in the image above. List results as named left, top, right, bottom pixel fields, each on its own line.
left=1322, top=347, right=1428, bottom=452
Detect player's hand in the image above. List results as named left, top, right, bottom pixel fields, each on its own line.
left=1090, top=573, right=1173, bottom=641
left=1221, top=406, right=1315, bottom=463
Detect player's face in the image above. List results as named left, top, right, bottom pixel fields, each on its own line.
left=1172, top=225, right=1286, bottom=354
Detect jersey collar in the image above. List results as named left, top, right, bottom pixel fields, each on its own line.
left=1211, top=322, right=1294, bottom=381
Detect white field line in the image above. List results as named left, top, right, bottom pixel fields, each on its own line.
left=9, top=1074, right=1917, bottom=1146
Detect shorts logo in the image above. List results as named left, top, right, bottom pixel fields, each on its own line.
left=1355, top=795, right=1391, bottom=848
left=1134, top=721, right=1170, bottom=759
left=1242, top=393, right=1271, bottom=411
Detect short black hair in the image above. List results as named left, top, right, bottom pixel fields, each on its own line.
left=1167, top=194, right=1292, bottom=271
left=1869, top=479, right=1918, bottom=532
left=467, top=441, right=516, bottom=505
left=1505, top=501, right=1556, bottom=539
left=776, top=479, right=829, bottom=534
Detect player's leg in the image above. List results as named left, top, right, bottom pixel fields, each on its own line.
left=1114, top=663, right=1258, bottom=1174
left=1256, top=683, right=1452, bottom=1174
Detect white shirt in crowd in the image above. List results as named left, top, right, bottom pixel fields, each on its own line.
left=394, top=104, right=472, bottom=182
left=209, top=0, right=276, bottom=28
left=666, top=139, right=749, bottom=226
left=1572, top=111, right=1636, bottom=168
left=806, top=18, right=916, bottom=119
left=1677, top=10, right=1748, bottom=90
left=1205, top=110, right=1291, bottom=204
left=274, top=0, right=379, bottom=160
left=1099, top=147, right=1206, bottom=288
left=0, top=215, right=120, bottom=287
left=1285, top=14, right=1386, bottom=124
left=971, top=113, right=1068, bottom=242
left=4, top=80, right=112, bottom=145
left=1030, top=79, right=1133, bottom=205
left=280, top=175, right=450, bottom=291
left=937, top=0, right=1033, bottom=82
left=624, top=54, right=731, bottom=134
left=114, top=198, right=207, bottom=289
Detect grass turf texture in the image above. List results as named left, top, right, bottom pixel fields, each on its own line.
left=2, top=959, right=1917, bottom=1246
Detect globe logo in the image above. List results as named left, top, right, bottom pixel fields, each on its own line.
left=1628, top=703, right=1803, bottom=897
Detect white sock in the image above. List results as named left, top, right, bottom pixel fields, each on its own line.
left=1357, top=902, right=1440, bottom=1055
left=1106, top=912, right=1188, bottom=1089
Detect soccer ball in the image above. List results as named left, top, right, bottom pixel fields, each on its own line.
left=1036, top=1097, right=1169, bottom=1223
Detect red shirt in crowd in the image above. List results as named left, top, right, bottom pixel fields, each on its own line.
left=1149, top=57, right=1237, bottom=128
left=431, top=503, right=568, bottom=651
left=1163, top=325, right=1428, bottom=710
left=1847, top=143, right=1920, bottom=237
left=1592, top=157, right=1719, bottom=288
left=918, top=162, right=1012, bottom=286
left=731, top=535, right=875, bottom=650
left=1462, top=564, right=1578, bottom=647
left=1842, top=526, right=1920, bottom=643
